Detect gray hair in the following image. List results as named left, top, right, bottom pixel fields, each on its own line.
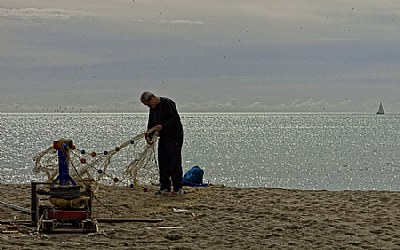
left=140, top=91, right=155, bottom=102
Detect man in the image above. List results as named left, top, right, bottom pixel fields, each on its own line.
left=140, top=91, right=184, bottom=194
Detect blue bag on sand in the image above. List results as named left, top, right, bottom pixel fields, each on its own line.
left=183, top=165, right=208, bottom=187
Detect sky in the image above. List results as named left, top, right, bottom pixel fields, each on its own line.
left=1, top=0, right=400, bottom=113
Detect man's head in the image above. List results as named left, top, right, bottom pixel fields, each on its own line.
left=140, top=91, right=159, bottom=108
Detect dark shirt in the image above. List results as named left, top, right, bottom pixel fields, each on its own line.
left=147, top=97, right=183, bottom=141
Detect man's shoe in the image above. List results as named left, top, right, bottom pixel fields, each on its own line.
left=173, top=189, right=186, bottom=195
left=155, top=189, right=170, bottom=195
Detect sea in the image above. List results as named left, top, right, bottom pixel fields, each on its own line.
left=1, top=112, right=400, bottom=191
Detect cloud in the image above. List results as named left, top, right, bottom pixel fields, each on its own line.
left=169, top=20, right=204, bottom=25
left=311, top=38, right=360, bottom=41
left=0, top=7, right=96, bottom=20
left=135, top=19, right=204, bottom=25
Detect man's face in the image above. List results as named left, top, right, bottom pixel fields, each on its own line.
left=142, top=96, right=157, bottom=108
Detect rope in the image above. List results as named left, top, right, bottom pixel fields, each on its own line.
left=37, top=213, right=44, bottom=233
left=33, top=126, right=160, bottom=187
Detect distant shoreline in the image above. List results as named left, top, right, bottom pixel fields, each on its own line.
left=1, top=111, right=397, bottom=114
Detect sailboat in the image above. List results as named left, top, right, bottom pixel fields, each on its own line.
left=376, top=102, right=384, bottom=114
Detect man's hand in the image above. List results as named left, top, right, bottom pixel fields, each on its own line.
left=144, top=126, right=161, bottom=145
left=144, top=133, right=153, bottom=145
left=154, top=125, right=162, bottom=132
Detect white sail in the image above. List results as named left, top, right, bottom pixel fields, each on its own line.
left=377, top=102, right=384, bottom=114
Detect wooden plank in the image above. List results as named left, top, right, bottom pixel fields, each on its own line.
left=0, top=220, right=32, bottom=225
left=0, top=200, right=30, bottom=214
left=95, top=218, right=163, bottom=223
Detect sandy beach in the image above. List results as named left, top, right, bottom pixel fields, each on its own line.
left=1, top=183, right=400, bottom=249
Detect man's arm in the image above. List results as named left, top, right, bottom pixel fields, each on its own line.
left=161, top=100, right=181, bottom=130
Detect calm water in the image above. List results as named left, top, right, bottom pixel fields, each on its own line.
left=1, top=113, right=400, bottom=191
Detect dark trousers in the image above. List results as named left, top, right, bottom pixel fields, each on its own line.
left=158, top=137, right=183, bottom=191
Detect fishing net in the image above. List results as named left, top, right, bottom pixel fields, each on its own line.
left=33, top=130, right=159, bottom=188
